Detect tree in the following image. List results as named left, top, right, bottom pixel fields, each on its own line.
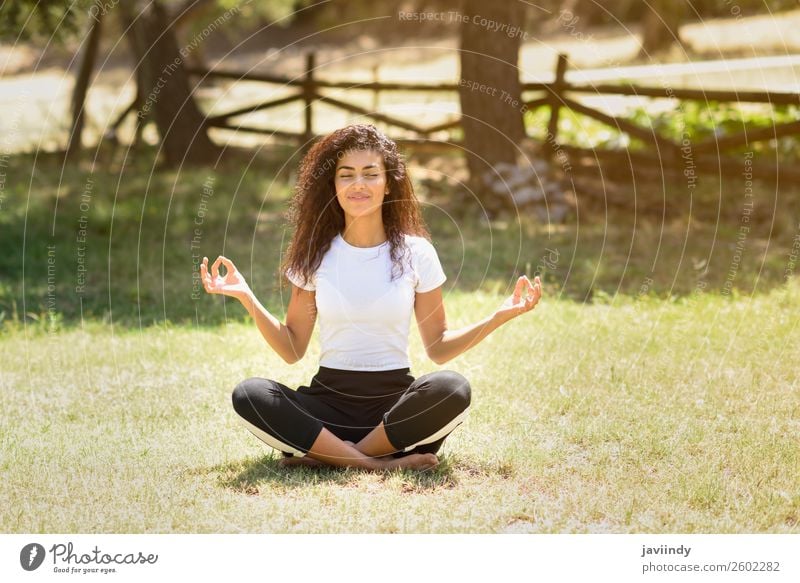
left=639, top=0, right=687, bottom=57
left=458, top=0, right=527, bottom=203
left=1, top=0, right=227, bottom=165
left=0, top=0, right=82, bottom=42
left=66, top=3, right=104, bottom=159
left=118, top=0, right=221, bottom=166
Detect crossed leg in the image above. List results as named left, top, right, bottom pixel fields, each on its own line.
left=279, top=425, right=437, bottom=471
left=280, top=421, right=399, bottom=468
left=233, top=370, right=470, bottom=472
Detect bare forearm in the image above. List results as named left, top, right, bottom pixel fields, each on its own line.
left=238, top=292, right=301, bottom=364
left=428, top=313, right=505, bottom=364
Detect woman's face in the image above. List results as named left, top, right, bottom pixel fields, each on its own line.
left=333, top=149, right=388, bottom=222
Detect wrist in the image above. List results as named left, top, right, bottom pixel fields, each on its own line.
left=236, top=289, right=254, bottom=307
left=490, top=310, right=510, bottom=327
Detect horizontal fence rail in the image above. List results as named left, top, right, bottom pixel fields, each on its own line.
left=185, top=52, right=800, bottom=161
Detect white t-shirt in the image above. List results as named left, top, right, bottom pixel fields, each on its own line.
left=286, top=233, right=447, bottom=371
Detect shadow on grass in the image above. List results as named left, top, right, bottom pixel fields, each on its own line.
left=210, top=452, right=468, bottom=493
left=4, top=147, right=800, bottom=330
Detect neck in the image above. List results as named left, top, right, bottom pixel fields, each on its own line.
left=341, top=215, right=387, bottom=247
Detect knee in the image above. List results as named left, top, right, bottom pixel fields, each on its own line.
left=428, top=370, right=471, bottom=412
left=231, top=377, right=271, bottom=415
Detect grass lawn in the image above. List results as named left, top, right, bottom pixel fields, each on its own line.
left=1, top=283, right=798, bottom=533
left=1, top=151, right=799, bottom=532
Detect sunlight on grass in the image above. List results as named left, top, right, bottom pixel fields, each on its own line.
left=1, top=282, right=798, bottom=533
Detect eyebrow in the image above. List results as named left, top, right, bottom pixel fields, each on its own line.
left=336, top=164, right=381, bottom=171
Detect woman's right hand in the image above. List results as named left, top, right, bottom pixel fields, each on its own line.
left=201, top=256, right=252, bottom=301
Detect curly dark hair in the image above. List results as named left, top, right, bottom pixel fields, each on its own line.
left=281, top=124, right=430, bottom=289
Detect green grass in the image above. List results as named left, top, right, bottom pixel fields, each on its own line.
left=2, top=148, right=800, bottom=329
left=1, top=150, right=799, bottom=532
left=1, top=284, right=798, bottom=532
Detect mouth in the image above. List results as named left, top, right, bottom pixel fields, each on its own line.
left=348, top=194, right=370, bottom=201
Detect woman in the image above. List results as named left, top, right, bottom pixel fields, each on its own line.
left=201, top=124, right=541, bottom=472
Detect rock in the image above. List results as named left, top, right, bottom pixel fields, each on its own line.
left=493, top=162, right=516, bottom=175
left=543, top=181, right=563, bottom=195
left=534, top=202, right=571, bottom=224
left=549, top=203, right=571, bottom=223
left=512, top=186, right=544, bottom=205
left=505, top=165, right=538, bottom=189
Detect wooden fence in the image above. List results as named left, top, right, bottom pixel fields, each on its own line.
left=186, top=52, right=800, bottom=171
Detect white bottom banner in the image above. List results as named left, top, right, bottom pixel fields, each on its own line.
left=1, top=534, right=797, bottom=582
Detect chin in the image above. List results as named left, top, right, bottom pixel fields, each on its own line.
left=347, top=207, right=381, bottom=219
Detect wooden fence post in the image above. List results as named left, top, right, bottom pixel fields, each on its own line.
left=303, top=52, right=316, bottom=145
left=66, top=6, right=104, bottom=159
left=547, top=53, right=568, bottom=154
left=372, top=64, right=380, bottom=112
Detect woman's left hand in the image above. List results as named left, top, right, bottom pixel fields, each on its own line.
left=494, top=275, right=542, bottom=324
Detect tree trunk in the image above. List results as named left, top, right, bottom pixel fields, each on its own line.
left=172, top=0, right=216, bottom=72
left=640, top=0, right=686, bottom=56
left=458, top=0, right=527, bottom=203
left=119, top=0, right=219, bottom=166
left=66, top=3, right=104, bottom=159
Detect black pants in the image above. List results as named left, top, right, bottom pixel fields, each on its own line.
left=232, top=366, right=471, bottom=458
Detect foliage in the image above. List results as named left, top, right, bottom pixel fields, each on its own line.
left=0, top=0, right=314, bottom=45
left=212, top=0, right=305, bottom=26
left=0, top=0, right=87, bottom=42
left=524, top=100, right=800, bottom=161
left=555, top=0, right=798, bottom=26
left=628, top=102, right=800, bottom=159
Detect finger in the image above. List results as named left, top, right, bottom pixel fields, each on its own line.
left=521, top=274, right=534, bottom=298
left=512, top=274, right=531, bottom=302
left=512, top=276, right=524, bottom=303
left=525, top=281, right=542, bottom=308
left=201, top=260, right=216, bottom=292
left=200, top=262, right=208, bottom=287
left=211, top=256, right=222, bottom=280
left=524, top=291, right=535, bottom=310
left=219, top=256, right=236, bottom=273
left=201, top=270, right=213, bottom=293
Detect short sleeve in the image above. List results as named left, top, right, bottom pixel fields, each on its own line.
left=286, top=266, right=316, bottom=291
left=413, top=238, right=447, bottom=293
